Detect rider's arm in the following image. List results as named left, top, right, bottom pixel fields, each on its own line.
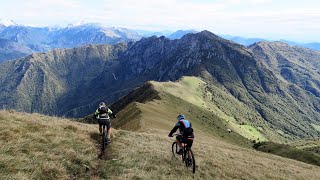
left=168, top=122, right=181, bottom=136
left=94, top=108, right=100, bottom=118
left=108, top=108, right=116, bottom=118
left=168, top=126, right=179, bottom=136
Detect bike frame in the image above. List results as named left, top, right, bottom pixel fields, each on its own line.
left=101, top=124, right=108, bottom=151
left=171, top=134, right=196, bottom=173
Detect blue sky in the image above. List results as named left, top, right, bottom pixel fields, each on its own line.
left=0, top=0, right=319, bottom=42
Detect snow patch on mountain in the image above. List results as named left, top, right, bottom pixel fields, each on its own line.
left=0, top=19, right=16, bottom=27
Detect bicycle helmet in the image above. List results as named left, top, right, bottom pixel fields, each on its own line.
left=177, top=114, right=185, bottom=121
left=99, top=102, right=106, bottom=107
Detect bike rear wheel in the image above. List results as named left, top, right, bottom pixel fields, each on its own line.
left=101, top=125, right=107, bottom=151
left=185, top=149, right=196, bottom=173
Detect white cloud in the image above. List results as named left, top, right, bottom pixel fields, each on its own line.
left=0, top=0, right=319, bottom=41
left=21, top=0, right=81, bottom=9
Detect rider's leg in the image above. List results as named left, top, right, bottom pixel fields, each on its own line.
left=98, top=119, right=103, bottom=134
left=176, top=140, right=183, bottom=154
left=176, top=135, right=183, bottom=149
left=176, top=135, right=185, bottom=154
left=107, top=128, right=111, bottom=139
left=176, top=139, right=183, bottom=149
left=187, top=139, right=193, bottom=157
left=106, top=121, right=111, bottom=142
left=99, top=124, right=102, bottom=134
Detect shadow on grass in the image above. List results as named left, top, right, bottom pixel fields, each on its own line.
left=90, top=132, right=104, bottom=159
left=89, top=132, right=107, bottom=159
left=90, top=132, right=100, bottom=144
left=253, top=141, right=320, bottom=166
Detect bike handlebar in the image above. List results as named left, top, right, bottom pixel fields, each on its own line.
left=171, top=134, right=181, bottom=137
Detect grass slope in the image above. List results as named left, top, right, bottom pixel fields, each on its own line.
left=0, top=110, right=101, bottom=179
left=111, top=77, right=320, bottom=174
left=104, top=129, right=320, bottom=179
left=150, top=76, right=269, bottom=141
left=1, top=110, right=320, bottom=179
left=113, top=90, right=251, bottom=148
left=290, top=139, right=320, bottom=158
left=253, top=141, right=320, bottom=166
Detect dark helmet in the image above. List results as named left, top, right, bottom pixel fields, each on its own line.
left=99, top=102, right=106, bottom=107
left=177, top=114, right=185, bottom=121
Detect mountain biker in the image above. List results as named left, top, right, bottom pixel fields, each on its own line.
left=94, top=102, right=116, bottom=143
left=168, top=114, right=194, bottom=155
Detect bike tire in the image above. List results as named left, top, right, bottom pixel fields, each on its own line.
left=172, top=142, right=178, bottom=157
left=181, top=148, right=185, bottom=161
left=185, top=149, right=196, bottom=173
left=106, top=127, right=109, bottom=146
left=101, top=126, right=106, bottom=151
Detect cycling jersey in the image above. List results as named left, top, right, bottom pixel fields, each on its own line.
left=94, top=106, right=113, bottom=119
left=169, top=119, right=194, bottom=138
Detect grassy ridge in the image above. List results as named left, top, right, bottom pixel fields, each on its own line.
left=111, top=81, right=252, bottom=147
left=111, top=77, right=320, bottom=171
left=0, top=110, right=100, bottom=179
left=150, top=77, right=270, bottom=141
left=137, top=93, right=251, bottom=147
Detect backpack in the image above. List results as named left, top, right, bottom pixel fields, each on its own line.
left=183, top=127, right=193, bottom=137
left=99, top=106, right=110, bottom=119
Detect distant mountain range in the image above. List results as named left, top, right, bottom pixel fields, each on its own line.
left=0, top=20, right=319, bottom=63
left=0, top=30, right=319, bottom=141
left=167, top=29, right=197, bottom=39
left=136, top=30, right=320, bottom=51
left=279, top=39, right=320, bottom=51
left=0, top=38, right=33, bottom=63
left=135, top=29, right=197, bottom=40
left=0, top=22, right=142, bottom=62
left=220, top=35, right=320, bottom=50
left=219, top=35, right=266, bottom=46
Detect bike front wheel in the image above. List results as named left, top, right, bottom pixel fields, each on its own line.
left=172, top=142, right=178, bottom=157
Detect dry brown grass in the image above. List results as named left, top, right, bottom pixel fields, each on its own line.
left=0, top=110, right=100, bottom=179
left=1, top=110, right=320, bottom=180
left=103, top=129, right=320, bottom=180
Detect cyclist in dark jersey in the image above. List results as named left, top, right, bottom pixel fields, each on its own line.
left=94, top=102, right=116, bottom=143
left=168, top=114, right=194, bottom=154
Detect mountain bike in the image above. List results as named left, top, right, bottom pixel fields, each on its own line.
left=171, top=134, right=196, bottom=173
left=101, top=124, right=109, bottom=153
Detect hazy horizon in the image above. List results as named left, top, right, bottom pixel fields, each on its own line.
left=0, top=0, right=319, bottom=43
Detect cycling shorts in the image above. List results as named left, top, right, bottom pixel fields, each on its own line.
left=176, top=135, right=194, bottom=149
left=98, top=118, right=111, bottom=130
